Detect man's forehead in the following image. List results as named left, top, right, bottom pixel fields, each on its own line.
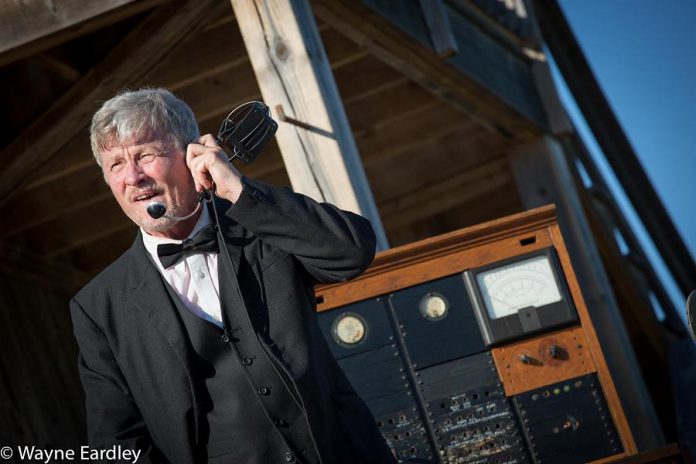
left=102, top=139, right=169, bottom=156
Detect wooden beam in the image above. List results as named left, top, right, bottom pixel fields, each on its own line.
left=356, top=104, right=474, bottom=165
left=143, top=20, right=250, bottom=91
left=313, top=0, right=541, bottom=139
left=533, top=0, right=696, bottom=297
left=418, top=0, right=459, bottom=57
left=367, top=132, right=507, bottom=204
left=0, top=0, right=219, bottom=208
left=506, top=135, right=664, bottom=449
left=31, top=53, right=82, bottom=83
left=230, top=0, right=388, bottom=250
left=381, top=159, right=511, bottom=229
left=0, top=0, right=168, bottom=67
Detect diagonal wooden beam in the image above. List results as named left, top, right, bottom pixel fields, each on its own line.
left=0, top=0, right=219, bottom=208
left=313, top=0, right=542, bottom=140
left=0, top=0, right=169, bottom=67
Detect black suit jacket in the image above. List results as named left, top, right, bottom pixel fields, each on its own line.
left=70, top=178, right=395, bottom=463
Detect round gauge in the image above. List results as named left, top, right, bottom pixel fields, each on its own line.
left=476, top=254, right=562, bottom=320
left=332, top=313, right=367, bottom=346
left=419, top=293, right=449, bottom=321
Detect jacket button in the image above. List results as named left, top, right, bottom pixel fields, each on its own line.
left=243, top=357, right=253, bottom=366
left=220, top=334, right=230, bottom=343
left=284, top=452, right=295, bottom=462
left=273, top=418, right=287, bottom=427
left=259, top=386, right=271, bottom=396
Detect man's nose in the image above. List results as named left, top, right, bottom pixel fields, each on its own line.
left=124, top=161, right=146, bottom=186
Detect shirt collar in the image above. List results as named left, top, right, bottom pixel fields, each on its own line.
left=141, top=206, right=212, bottom=265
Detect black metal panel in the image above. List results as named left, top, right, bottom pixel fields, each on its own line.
left=419, top=353, right=529, bottom=464
left=390, top=275, right=486, bottom=369
left=337, top=345, right=437, bottom=463
left=318, top=297, right=394, bottom=359
left=513, top=374, right=623, bottom=463
left=337, top=344, right=406, bottom=403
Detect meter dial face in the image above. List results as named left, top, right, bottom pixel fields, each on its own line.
left=477, top=255, right=562, bottom=320
left=333, top=313, right=367, bottom=346
left=419, top=293, right=449, bottom=320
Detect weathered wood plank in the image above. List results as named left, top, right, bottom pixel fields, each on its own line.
left=419, top=0, right=458, bottom=57
left=366, top=131, right=507, bottom=204
left=0, top=0, right=219, bottom=208
left=0, top=277, right=85, bottom=446
left=229, top=0, right=388, bottom=249
left=314, top=0, right=542, bottom=139
left=0, top=0, right=168, bottom=67
left=380, top=159, right=511, bottom=229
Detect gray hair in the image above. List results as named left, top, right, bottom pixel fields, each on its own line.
left=90, top=88, right=200, bottom=166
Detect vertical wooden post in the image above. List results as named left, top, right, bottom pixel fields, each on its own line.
left=229, top=0, right=388, bottom=250
left=507, top=135, right=664, bottom=450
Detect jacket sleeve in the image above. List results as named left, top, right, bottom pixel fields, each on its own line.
left=224, top=177, right=377, bottom=284
left=70, top=298, right=165, bottom=463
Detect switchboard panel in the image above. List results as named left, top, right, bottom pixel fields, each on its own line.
left=513, top=373, right=622, bottom=463
left=418, top=353, right=529, bottom=464
left=315, top=208, right=635, bottom=463
left=390, top=275, right=486, bottom=369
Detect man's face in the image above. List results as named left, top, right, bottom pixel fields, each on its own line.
left=100, top=139, right=199, bottom=237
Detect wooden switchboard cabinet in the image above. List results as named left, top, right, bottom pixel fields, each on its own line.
left=315, top=205, right=637, bottom=463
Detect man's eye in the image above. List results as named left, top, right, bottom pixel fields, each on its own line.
left=110, top=160, right=124, bottom=171
left=140, top=153, right=158, bottom=162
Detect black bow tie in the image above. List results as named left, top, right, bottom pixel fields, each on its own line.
left=157, top=225, right=219, bottom=269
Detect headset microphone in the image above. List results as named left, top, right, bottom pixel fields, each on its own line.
left=145, top=101, right=277, bottom=220
left=146, top=200, right=202, bottom=221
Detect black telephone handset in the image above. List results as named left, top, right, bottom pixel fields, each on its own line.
left=146, top=101, right=277, bottom=220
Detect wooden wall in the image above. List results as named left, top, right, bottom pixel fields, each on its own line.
left=0, top=275, right=84, bottom=447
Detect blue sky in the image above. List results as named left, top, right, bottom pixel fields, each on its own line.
left=554, top=0, right=696, bottom=313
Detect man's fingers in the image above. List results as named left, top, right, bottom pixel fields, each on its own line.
left=198, top=133, right=220, bottom=148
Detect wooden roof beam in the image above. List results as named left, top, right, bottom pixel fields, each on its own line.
left=381, top=159, right=511, bottom=229
left=0, top=0, right=169, bottom=67
left=313, top=0, right=541, bottom=140
left=0, top=0, right=219, bottom=208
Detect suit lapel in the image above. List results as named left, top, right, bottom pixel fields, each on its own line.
left=128, top=233, right=193, bottom=368
left=126, top=232, right=201, bottom=445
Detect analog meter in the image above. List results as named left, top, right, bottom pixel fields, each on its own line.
left=419, top=293, right=449, bottom=321
left=463, top=249, right=577, bottom=345
left=332, top=312, right=367, bottom=347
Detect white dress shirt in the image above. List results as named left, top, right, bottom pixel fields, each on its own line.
left=141, top=207, right=223, bottom=327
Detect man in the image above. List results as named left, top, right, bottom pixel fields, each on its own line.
left=70, top=88, right=396, bottom=464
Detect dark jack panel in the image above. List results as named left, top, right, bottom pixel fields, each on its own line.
left=513, top=373, right=622, bottom=463
left=390, top=274, right=486, bottom=370
left=418, top=353, right=529, bottom=464
left=337, top=344, right=436, bottom=462
left=371, top=394, right=436, bottom=463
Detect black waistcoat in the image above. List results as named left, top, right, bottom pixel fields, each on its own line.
left=162, top=240, right=320, bottom=464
